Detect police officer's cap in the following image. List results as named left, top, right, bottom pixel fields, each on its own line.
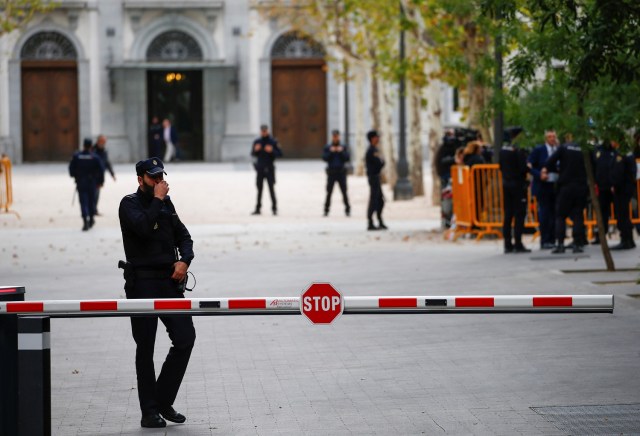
left=260, top=124, right=269, bottom=131
left=332, top=129, right=340, bottom=135
left=503, top=126, right=523, bottom=142
left=367, top=130, right=380, bottom=142
left=83, top=138, right=93, bottom=148
left=136, top=157, right=167, bottom=177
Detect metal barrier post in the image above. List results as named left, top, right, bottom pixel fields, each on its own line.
left=0, top=286, right=25, bottom=436
left=18, top=316, right=51, bottom=436
left=0, top=154, right=19, bottom=218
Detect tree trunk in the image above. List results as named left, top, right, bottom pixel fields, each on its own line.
left=354, top=66, right=366, bottom=176
left=577, top=88, right=615, bottom=271
left=408, top=80, right=424, bottom=196
left=380, top=80, right=398, bottom=187
left=425, top=70, right=444, bottom=206
left=370, top=66, right=381, bottom=129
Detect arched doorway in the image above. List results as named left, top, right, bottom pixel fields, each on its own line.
left=21, top=31, right=79, bottom=161
left=271, top=32, right=327, bottom=159
left=146, top=30, right=204, bottom=160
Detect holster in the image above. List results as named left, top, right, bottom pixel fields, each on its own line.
left=118, top=260, right=135, bottom=292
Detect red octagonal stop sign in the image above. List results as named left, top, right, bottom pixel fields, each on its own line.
left=300, top=283, right=343, bottom=324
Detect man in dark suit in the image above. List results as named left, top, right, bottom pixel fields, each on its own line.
left=527, top=130, right=559, bottom=249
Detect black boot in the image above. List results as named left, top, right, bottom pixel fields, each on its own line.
left=82, top=218, right=89, bottom=231
left=89, top=216, right=95, bottom=228
left=551, top=243, right=565, bottom=254
left=368, top=221, right=378, bottom=231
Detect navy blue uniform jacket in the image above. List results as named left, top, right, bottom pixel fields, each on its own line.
left=119, top=189, right=194, bottom=269
left=251, top=135, right=282, bottom=170
left=69, top=150, right=104, bottom=188
left=365, top=146, right=384, bottom=177
left=323, top=143, right=350, bottom=170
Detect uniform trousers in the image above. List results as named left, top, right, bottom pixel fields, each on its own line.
left=502, top=182, right=527, bottom=248
left=614, top=190, right=633, bottom=243
left=255, top=167, right=277, bottom=212
left=325, top=169, right=350, bottom=213
left=127, top=277, right=195, bottom=415
left=596, top=188, right=614, bottom=237
left=77, top=184, right=96, bottom=219
left=367, top=175, right=384, bottom=223
left=555, top=183, right=588, bottom=244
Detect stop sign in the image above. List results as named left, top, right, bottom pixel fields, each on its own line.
left=300, top=283, right=343, bottom=324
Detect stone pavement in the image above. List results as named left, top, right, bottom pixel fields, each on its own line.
left=2, top=161, right=640, bottom=435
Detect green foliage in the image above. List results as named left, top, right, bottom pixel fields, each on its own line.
left=505, top=76, right=640, bottom=151
left=506, top=0, right=640, bottom=148
left=1, top=0, right=57, bottom=35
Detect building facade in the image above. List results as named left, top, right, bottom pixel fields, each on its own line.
left=0, top=0, right=460, bottom=163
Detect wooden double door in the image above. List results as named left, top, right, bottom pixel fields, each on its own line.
left=21, top=61, right=79, bottom=161
left=271, top=59, right=327, bottom=159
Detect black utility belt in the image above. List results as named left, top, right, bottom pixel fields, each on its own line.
left=134, top=269, right=173, bottom=279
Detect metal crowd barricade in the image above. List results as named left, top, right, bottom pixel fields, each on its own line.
left=447, top=162, right=640, bottom=243
left=448, top=165, right=475, bottom=239
left=0, top=155, right=19, bottom=218
left=470, top=164, right=504, bottom=240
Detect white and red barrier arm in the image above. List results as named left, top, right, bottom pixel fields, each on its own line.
left=0, top=295, right=613, bottom=316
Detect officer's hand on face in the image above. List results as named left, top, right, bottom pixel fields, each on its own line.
left=172, top=261, right=188, bottom=282
left=264, top=145, right=273, bottom=153
left=154, top=180, right=169, bottom=200
left=254, top=143, right=262, bottom=152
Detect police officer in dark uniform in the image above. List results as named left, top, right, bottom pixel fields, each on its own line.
left=545, top=135, right=590, bottom=253
left=323, top=129, right=351, bottom=216
left=251, top=124, right=282, bottom=215
left=591, top=140, right=616, bottom=244
left=118, top=157, right=195, bottom=428
left=610, top=142, right=637, bottom=249
left=69, top=138, right=104, bottom=231
left=499, top=127, right=531, bottom=253
left=366, top=130, right=387, bottom=230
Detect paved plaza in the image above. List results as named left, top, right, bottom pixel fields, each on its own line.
left=2, top=161, right=640, bottom=435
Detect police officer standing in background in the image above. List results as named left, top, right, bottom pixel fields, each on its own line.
left=69, top=138, right=104, bottom=231
left=323, top=129, right=351, bottom=216
left=92, top=134, right=116, bottom=216
left=251, top=124, right=282, bottom=215
left=499, top=127, right=531, bottom=253
left=610, top=141, right=637, bottom=249
left=118, top=158, right=195, bottom=428
left=545, top=134, right=590, bottom=253
left=591, top=139, right=616, bottom=244
left=366, top=130, right=387, bottom=231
